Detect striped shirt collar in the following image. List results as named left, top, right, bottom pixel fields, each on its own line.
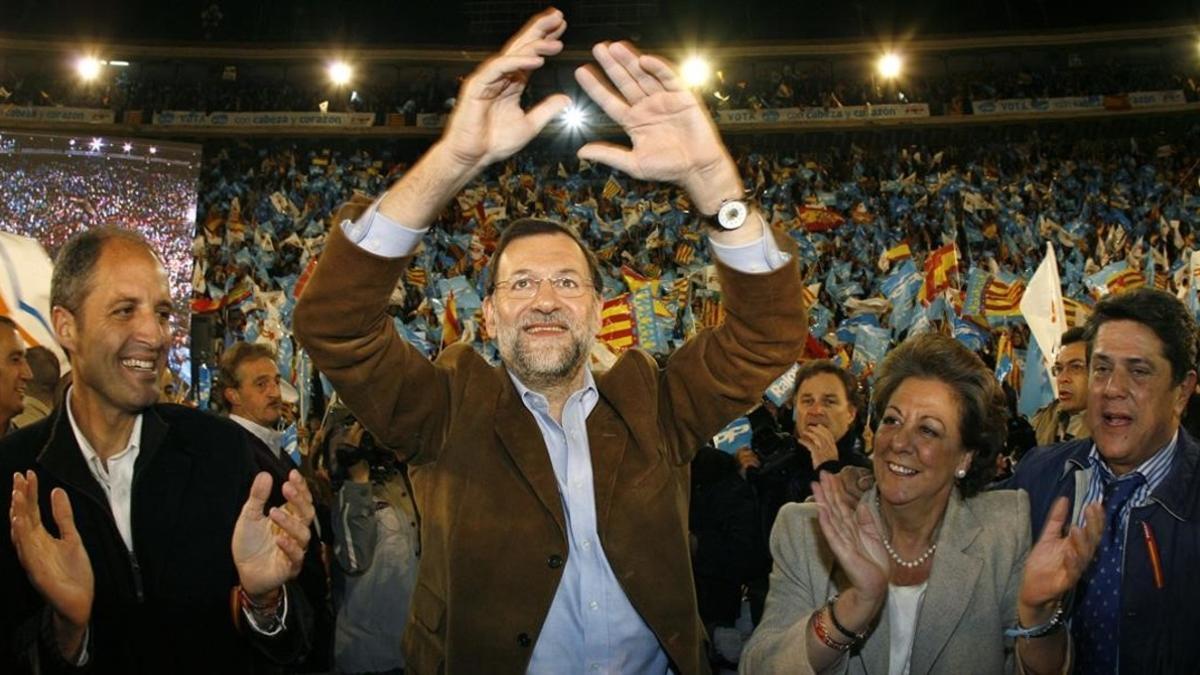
left=1071, top=431, right=1179, bottom=522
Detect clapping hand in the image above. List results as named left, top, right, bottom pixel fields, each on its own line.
left=232, top=470, right=315, bottom=598
left=1018, top=497, right=1104, bottom=621
left=9, top=471, right=93, bottom=658
left=812, top=471, right=889, bottom=609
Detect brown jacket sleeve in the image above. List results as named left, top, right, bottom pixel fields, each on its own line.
left=656, top=226, right=808, bottom=465
left=293, top=224, right=452, bottom=463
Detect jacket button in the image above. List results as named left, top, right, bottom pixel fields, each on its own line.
left=547, top=554, right=564, bottom=569
left=517, top=632, right=532, bottom=647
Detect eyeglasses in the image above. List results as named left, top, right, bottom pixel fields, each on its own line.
left=493, top=274, right=594, bottom=299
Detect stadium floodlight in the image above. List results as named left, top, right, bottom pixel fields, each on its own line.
left=89, top=138, right=104, bottom=152
left=328, top=61, right=353, bottom=86
left=562, top=104, right=587, bottom=130
left=681, top=56, right=712, bottom=88
left=877, top=52, right=903, bottom=80
left=76, top=56, right=103, bottom=82
left=122, top=142, right=133, bottom=153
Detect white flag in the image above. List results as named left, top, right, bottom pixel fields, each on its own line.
left=0, top=233, right=69, bottom=369
left=1020, top=242, right=1065, bottom=394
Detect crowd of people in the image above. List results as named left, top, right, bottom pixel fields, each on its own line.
left=189, top=120, right=1200, bottom=413
left=3, top=51, right=1196, bottom=121
left=0, top=152, right=200, bottom=376
left=3, top=7, right=1200, bottom=674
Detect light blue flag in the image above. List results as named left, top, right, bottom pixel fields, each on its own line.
left=851, top=324, right=891, bottom=377
left=1018, top=339, right=1055, bottom=420
left=711, top=416, right=753, bottom=455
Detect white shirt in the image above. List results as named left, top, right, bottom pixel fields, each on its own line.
left=887, top=582, right=928, bottom=675
left=230, top=413, right=284, bottom=460
left=65, top=387, right=142, bottom=552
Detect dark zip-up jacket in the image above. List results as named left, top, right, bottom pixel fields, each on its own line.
left=0, top=402, right=313, bottom=674
left=1004, top=429, right=1200, bottom=673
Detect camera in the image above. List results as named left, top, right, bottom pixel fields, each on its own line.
left=745, top=404, right=803, bottom=480
left=325, top=416, right=399, bottom=486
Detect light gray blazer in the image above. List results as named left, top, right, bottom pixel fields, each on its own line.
left=740, top=488, right=1030, bottom=675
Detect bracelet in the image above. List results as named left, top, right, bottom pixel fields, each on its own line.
left=237, top=586, right=283, bottom=615
left=1004, top=601, right=1067, bottom=639
left=811, top=607, right=853, bottom=652
left=826, top=596, right=868, bottom=646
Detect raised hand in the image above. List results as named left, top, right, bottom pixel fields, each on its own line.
left=439, top=8, right=572, bottom=175
left=574, top=42, right=742, bottom=215
left=1019, top=497, right=1104, bottom=617
left=10, top=471, right=93, bottom=656
left=812, top=471, right=889, bottom=608
left=232, top=470, right=315, bottom=597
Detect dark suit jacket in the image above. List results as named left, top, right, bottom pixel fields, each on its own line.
left=294, top=225, right=806, bottom=674
left=0, top=403, right=313, bottom=674
left=1007, top=430, right=1200, bottom=673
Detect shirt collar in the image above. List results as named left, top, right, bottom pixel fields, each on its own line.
left=65, top=386, right=143, bottom=473
left=508, top=368, right=598, bottom=413
left=230, top=414, right=283, bottom=455
left=1072, top=431, right=1180, bottom=492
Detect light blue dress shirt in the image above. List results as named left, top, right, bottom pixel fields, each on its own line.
left=343, top=196, right=790, bottom=672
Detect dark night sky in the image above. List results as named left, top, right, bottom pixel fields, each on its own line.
left=2, top=1, right=1197, bottom=47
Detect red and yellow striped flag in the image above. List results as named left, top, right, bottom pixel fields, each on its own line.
left=597, top=294, right=636, bottom=352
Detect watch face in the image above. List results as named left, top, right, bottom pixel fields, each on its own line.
left=718, top=200, right=748, bottom=230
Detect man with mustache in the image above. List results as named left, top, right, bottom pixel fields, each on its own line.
left=0, top=316, right=33, bottom=437
left=1031, top=326, right=1090, bottom=447
left=1007, top=288, right=1200, bottom=673
left=294, top=8, right=805, bottom=673
left=221, top=341, right=288, bottom=465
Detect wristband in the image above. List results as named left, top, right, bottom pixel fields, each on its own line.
left=1005, top=601, right=1066, bottom=639
left=811, top=607, right=854, bottom=652
left=827, top=596, right=868, bottom=646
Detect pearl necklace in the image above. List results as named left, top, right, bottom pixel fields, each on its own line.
left=881, top=536, right=937, bottom=569
left=877, top=495, right=937, bottom=569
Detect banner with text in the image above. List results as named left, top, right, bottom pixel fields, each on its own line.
left=971, top=91, right=1186, bottom=116
left=0, top=106, right=114, bottom=124
left=715, top=103, right=931, bottom=125
left=152, top=110, right=375, bottom=128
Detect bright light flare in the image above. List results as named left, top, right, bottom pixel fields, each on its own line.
left=76, top=56, right=103, bottom=81
left=681, top=56, right=712, bottom=88
left=122, top=142, right=133, bottom=153
left=562, top=105, right=587, bottom=129
left=877, top=53, right=903, bottom=79
left=88, top=138, right=104, bottom=152
left=328, top=61, right=353, bottom=86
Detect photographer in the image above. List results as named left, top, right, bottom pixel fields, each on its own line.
left=325, top=413, right=420, bottom=675
left=736, top=360, right=870, bottom=622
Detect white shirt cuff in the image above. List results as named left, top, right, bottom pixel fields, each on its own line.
left=709, top=231, right=792, bottom=274
left=339, top=196, right=429, bottom=259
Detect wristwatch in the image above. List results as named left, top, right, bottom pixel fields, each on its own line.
left=703, top=197, right=753, bottom=231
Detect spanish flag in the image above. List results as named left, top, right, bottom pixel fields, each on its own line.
left=921, top=243, right=959, bottom=304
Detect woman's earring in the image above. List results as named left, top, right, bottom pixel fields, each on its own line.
left=955, top=468, right=967, bottom=479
